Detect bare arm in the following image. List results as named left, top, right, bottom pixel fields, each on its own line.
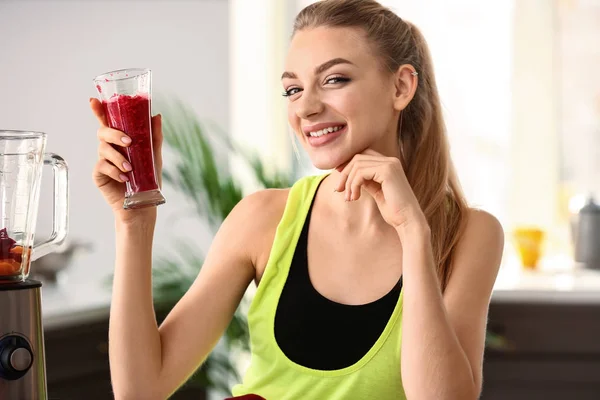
left=110, top=211, right=162, bottom=400
left=399, top=209, right=504, bottom=400
left=109, top=189, right=285, bottom=400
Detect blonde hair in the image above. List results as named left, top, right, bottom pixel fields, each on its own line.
left=294, top=0, right=468, bottom=291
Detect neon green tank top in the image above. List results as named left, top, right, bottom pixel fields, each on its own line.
left=231, top=174, right=406, bottom=400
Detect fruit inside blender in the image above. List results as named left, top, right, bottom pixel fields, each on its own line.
left=0, top=228, right=30, bottom=277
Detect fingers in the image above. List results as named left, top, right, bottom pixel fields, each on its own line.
left=98, top=142, right=132, bottom=174
left=92, top=98, right=132, bottom=148
left=89, top=98, right=108, bottom=127
left=91, top=96, right=164, bottom=189
left=335, top=151, right=398, bottom=201
left=347, top=164, right=367, bottom=201
left=97, top=126, right=132, bottom=147
left=334, top=154, right=379, bottom=173
left=94, top=159, right=129, bottom=183
left=335, top=156, right=380, bottom=193
left=346, top=161, right=380, bottom=201
left=92, top=97, right=130, bottom=186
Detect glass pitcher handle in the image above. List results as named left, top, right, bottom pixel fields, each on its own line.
left=31, top=153, right=69, bottom=261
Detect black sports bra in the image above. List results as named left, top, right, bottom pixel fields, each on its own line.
left=274, top=188, right=403, bottom=370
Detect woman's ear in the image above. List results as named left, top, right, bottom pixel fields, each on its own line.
left=393, top=64, right=418, bottom=111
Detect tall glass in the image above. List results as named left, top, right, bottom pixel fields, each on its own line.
left=93, top=68, right=166, bottom=209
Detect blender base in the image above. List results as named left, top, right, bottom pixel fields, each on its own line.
left=0, top=279, right=48, bottom=400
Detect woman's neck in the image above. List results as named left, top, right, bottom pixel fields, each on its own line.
left=318, top=172, right=393, bottom=235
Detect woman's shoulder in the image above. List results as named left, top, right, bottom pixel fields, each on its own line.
left=235, top=187, right=291, bottom=225
left=463, top=208, right=503, bottom=241
left=230, top=174, right=325, bottom=227
left=452, top=208, right=504, bottom=273
left=229, top=174, right=325, bottom=269
left=228, top=188, right=290, bottom=273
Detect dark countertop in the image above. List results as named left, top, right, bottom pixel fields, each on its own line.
left=40, top=264, right=600, bottom=329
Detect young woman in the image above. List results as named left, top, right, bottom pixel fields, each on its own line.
left=90, top=1, right=504, bottom=399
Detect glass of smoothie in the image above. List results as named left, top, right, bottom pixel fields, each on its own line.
left=93, top=68, right=166, bottom=209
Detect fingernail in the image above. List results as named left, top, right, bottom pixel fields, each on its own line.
left=122, top=162, right=132, bottom=171
left=121, top=136, right=132, bottom=144
left=119, top=174, right=129, bottom=182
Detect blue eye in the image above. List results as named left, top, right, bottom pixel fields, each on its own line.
left=282, top=87, right=301, bottom=97
left=282, top=76, right=350, bottom=98
left=325, top=76, right=350, bottom=85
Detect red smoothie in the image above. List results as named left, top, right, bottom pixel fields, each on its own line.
left=102, top=94, right=159, bottom=193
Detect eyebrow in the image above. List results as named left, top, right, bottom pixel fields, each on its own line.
left=281, top=57, right=355, bottom=80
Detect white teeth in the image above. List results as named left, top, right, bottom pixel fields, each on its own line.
left=309, top=125, right=344, bottom=137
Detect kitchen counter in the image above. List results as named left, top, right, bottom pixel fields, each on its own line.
left=37, top=264, right=600, bottom=400
left=492, top=258, right=600, bottom=304
left=40, top=264, right=600, bottom=328
left=40, top=279, right=208, bottom=400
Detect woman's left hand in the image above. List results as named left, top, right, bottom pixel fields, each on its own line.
left=335, top=149, right=428, bottom=232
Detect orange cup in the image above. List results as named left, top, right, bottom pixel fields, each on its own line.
left=513, top=227, right=545, bottom=269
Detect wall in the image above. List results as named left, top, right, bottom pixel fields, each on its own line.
left=0, top=0, right=229, bottom=285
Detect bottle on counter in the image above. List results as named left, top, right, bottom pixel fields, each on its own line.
left=574, top=195, right=600, bottom=270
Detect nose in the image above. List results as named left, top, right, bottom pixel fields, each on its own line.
left=295, top=88, right=324, bottom=119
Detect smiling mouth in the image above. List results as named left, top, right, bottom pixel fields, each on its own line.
left=306, top=125, right=346, bottom=138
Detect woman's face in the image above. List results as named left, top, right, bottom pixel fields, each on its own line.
left=282, top=26, right=401, bottom=170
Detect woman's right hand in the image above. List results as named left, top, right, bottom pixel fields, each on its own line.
left=90, top=98, right=163, bottom=222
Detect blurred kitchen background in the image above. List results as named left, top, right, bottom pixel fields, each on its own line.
left=1, top=0, right=600, bottom=399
